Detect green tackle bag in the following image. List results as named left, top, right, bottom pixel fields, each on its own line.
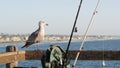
left=41, top=45, right=70, bottom=68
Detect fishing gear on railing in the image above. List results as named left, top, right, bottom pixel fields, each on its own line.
left=62, top=0, right=83, bottom=68
left=72, top=0, right=101, bottom=68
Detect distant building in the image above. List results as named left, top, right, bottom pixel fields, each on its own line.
left=10, top=36, right=21, bottom=42
left=0, top=36, right=2, bottom=38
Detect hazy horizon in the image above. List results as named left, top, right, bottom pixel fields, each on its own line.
left=0, top=0, right=120, bottom=35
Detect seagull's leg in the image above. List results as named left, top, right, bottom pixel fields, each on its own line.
left=34, top=43, right=40, bottom=55
left=36, top=43, right=39, bottom=50
left=34, top=43, right=39, bottom=50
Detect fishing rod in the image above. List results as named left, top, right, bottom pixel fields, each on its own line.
left=72, top=0, right=101, bottom=68
left=62, top=0, right=83, bottom=67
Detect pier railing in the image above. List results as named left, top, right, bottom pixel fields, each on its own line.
left=0, top=46, right=120, bottom=68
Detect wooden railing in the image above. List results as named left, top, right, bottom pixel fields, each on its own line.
left=0, top=46, right=120, bottom=68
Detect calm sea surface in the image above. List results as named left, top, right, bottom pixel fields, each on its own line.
left=0, top=39, right=120, bottom=68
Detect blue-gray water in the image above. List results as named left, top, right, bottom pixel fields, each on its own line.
left=0, top=39, right=120, bottom=68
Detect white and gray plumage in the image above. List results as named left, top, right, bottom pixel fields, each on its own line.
left=22, top=21, right=48, bottom=48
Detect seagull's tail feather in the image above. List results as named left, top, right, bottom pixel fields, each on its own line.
left=21, top=43, right=32, bottom=48
left=21, top=45, right=28, bottom=48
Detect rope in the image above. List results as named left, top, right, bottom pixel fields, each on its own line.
left=72, top=0, right=101, bottom=68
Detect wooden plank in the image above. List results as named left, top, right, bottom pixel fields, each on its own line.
left=24, top=50, right=45, bottom=60
left=6, top=46, right=18, bottom=68
left=68, top=50, right=120, bottom=60
left=0, top=50, right=120, bottom=64
left=0, top=51, right=25, bottom=64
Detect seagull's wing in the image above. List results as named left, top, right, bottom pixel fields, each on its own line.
left=21, top=29, right=39, bottom=48
left=27, top=30, right=38, bottom=42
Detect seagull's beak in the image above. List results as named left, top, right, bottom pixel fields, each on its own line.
left=46, top=23, right=48, bottom=26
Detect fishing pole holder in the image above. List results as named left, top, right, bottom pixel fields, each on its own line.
left=41, top=45, right=70, bottom=68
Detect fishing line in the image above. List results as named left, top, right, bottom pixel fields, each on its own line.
left=72, top=0, right=101, bottom=68
left=102, top=37, right=106, bottom=67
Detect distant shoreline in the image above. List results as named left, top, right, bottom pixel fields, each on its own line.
left=0, top=34, right=120, bottom=43
left=0, top=38, right=120, bottom=44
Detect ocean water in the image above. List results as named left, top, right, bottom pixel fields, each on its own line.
left=0, top=39, right=120, bottom=68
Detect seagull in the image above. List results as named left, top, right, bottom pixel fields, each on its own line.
left=21, top=21, right=48, bottom=48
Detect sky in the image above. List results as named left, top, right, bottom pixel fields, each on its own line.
left=0, top=0, right=120, bottom=35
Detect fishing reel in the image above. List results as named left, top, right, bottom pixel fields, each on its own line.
left=41, top=45, right=70, bottom=68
